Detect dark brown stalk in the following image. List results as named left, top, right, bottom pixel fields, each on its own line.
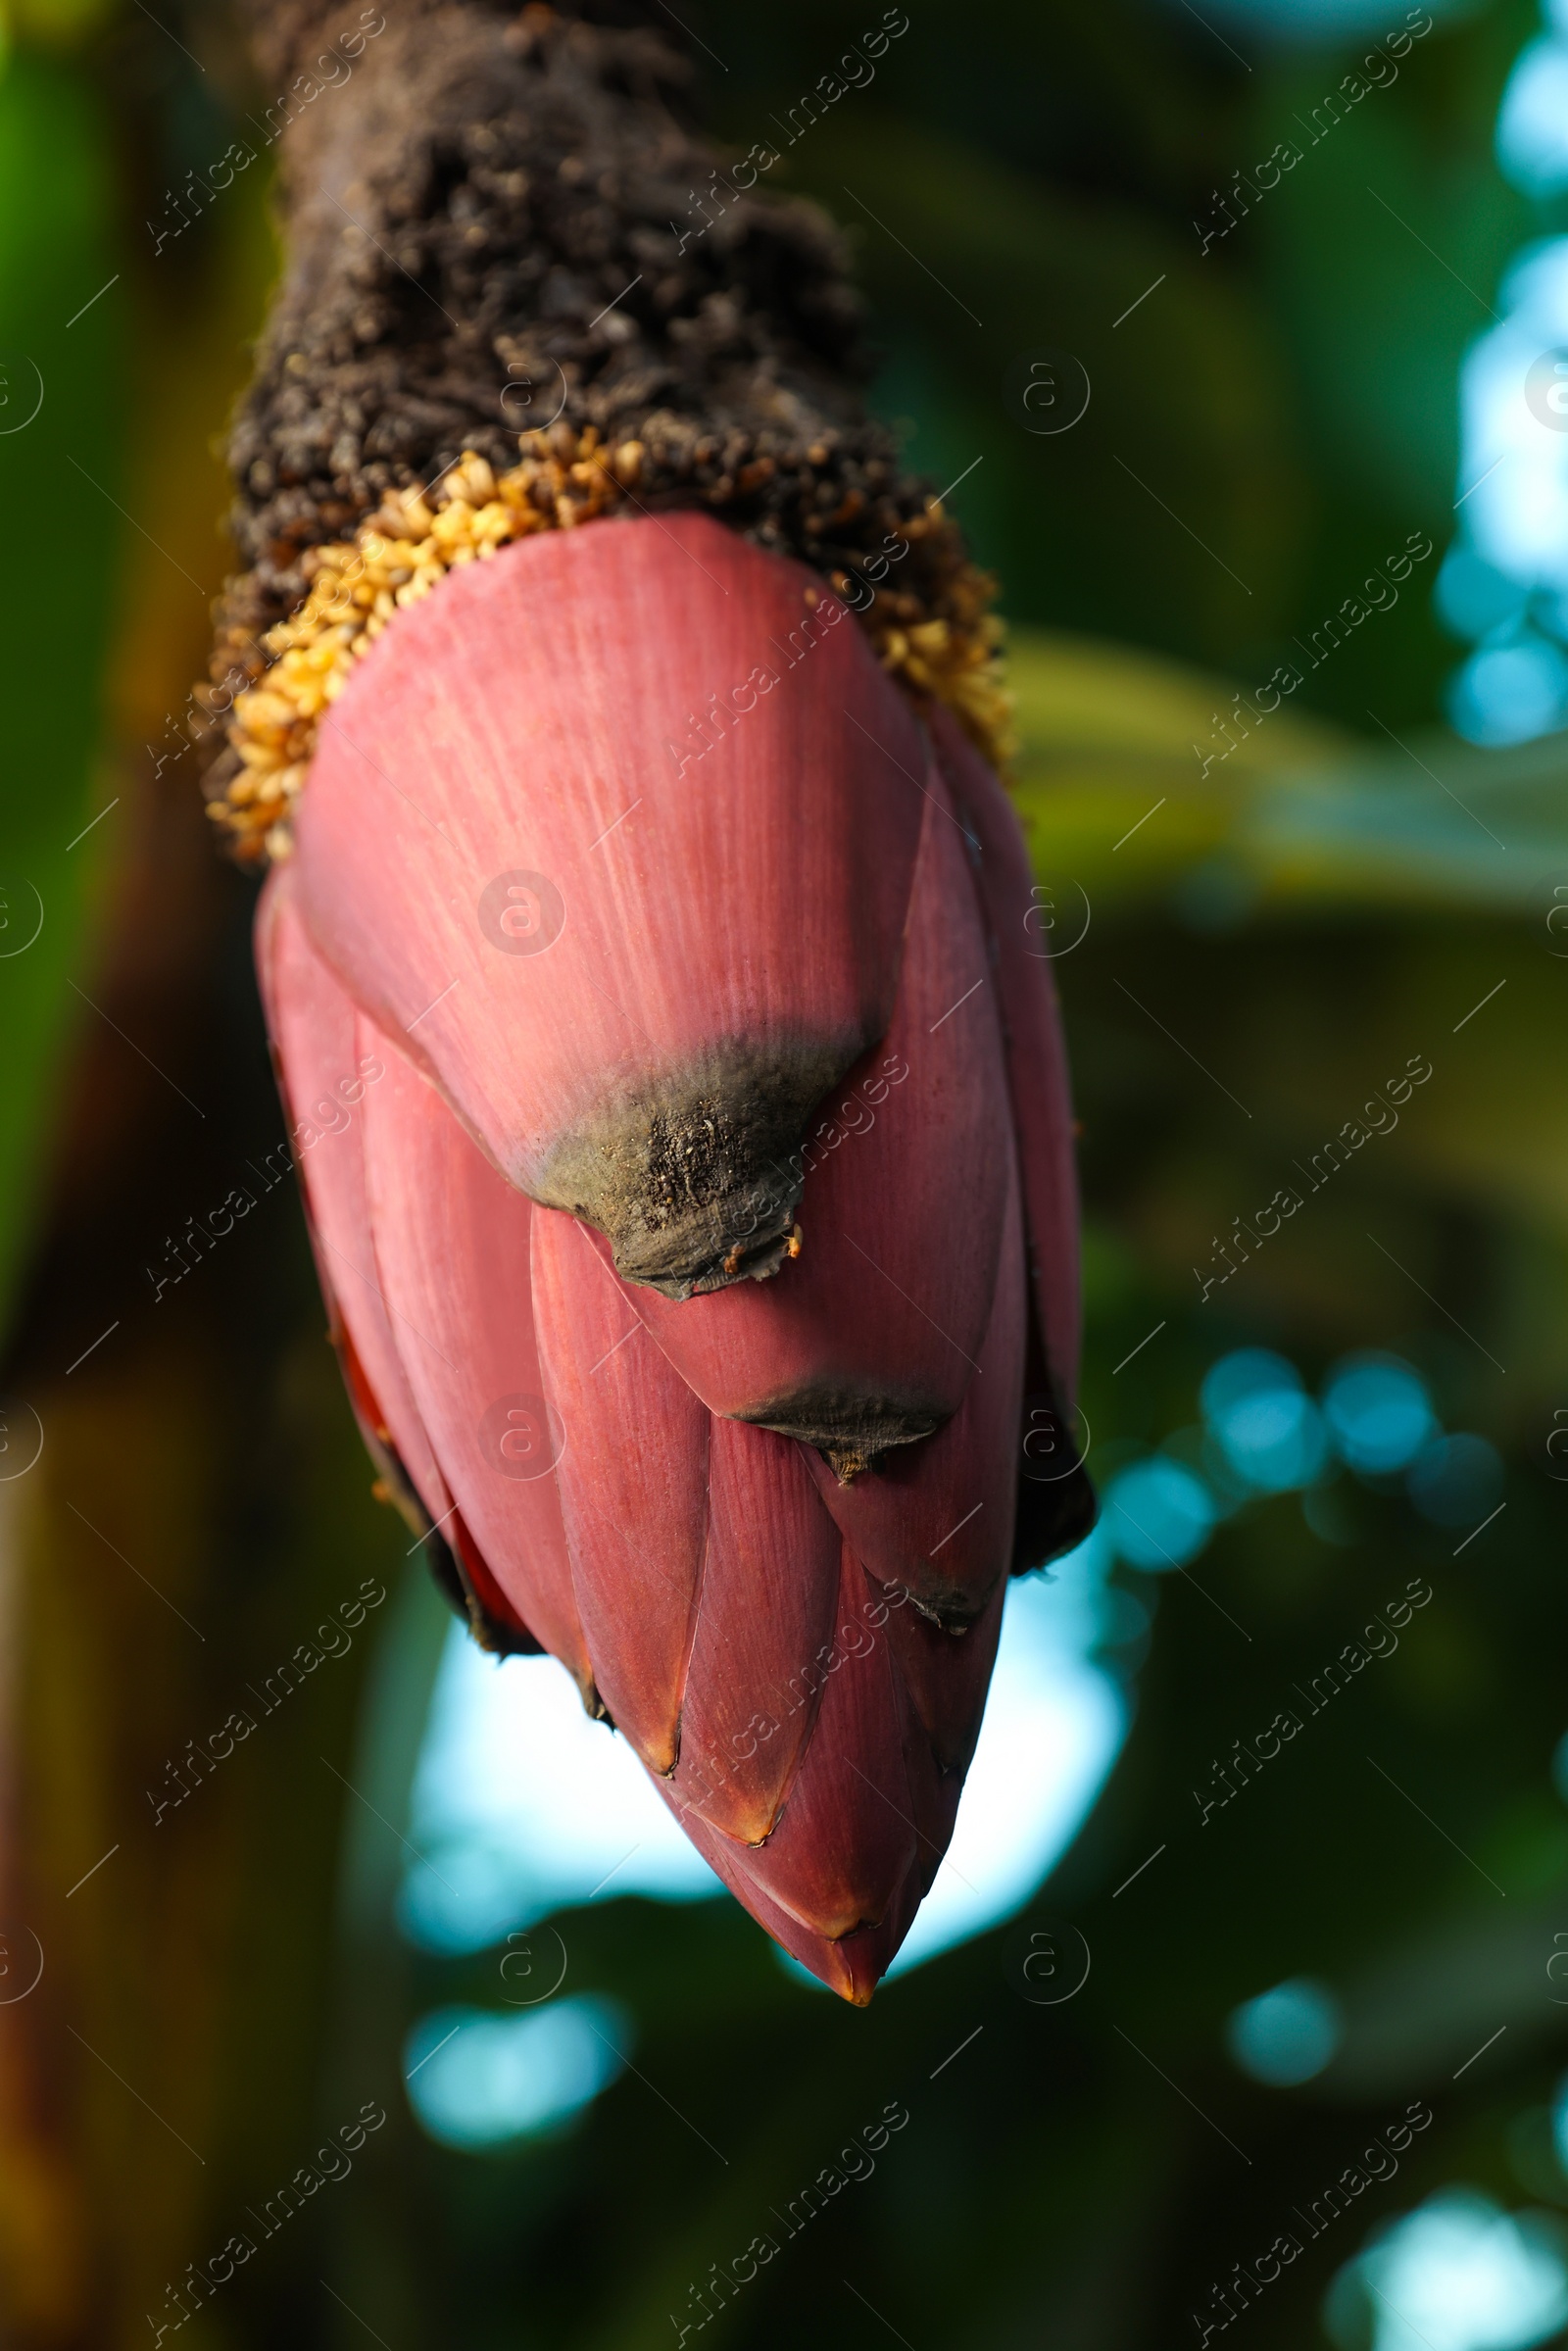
left=201, top=0, right=986, bottom=799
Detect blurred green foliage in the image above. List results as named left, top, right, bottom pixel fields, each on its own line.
left=712, top=0, right=1537, bottom=723
left=0, top=48, right=122, bottom=1339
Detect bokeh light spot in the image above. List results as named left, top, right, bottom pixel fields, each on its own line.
left=1328, top=2190, right=1568, bottom=2351
left=1497, top=36, right=1568, bottom=199
left=1322, top=1353, right=1435, bottom=1475
left=1202, top=1348, right=1327, bottom=1491
left=1103, top=1457, right=1215, bottom=1569
left=1225, top=1977, right=1342, bottom=2085
left=1447, top=640, right=1568, bottom=748
left=405, top=1994, right=631, bottom=2152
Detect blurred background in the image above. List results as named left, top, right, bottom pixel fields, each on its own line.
left=2, top=0, right=1567, bottom=2342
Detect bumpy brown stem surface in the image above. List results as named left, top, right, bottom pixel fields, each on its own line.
left=203, top=0, right=991, bottom=806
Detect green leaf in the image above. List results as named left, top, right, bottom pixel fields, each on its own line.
left=0, top=46, right=123, bottom=1342
left=1007, top=622, right=1568, bottom=911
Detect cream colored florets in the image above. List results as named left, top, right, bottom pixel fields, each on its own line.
left=207, top=426, right=1010, bottom=859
